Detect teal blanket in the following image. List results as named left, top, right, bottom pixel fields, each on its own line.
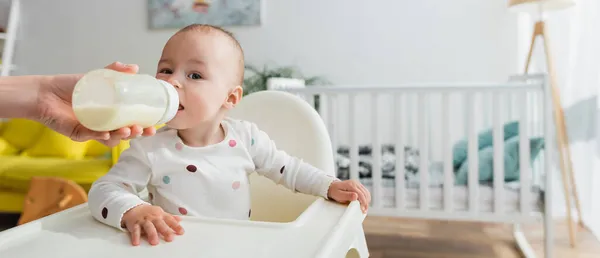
left=452, top=121, right=545, bottom=185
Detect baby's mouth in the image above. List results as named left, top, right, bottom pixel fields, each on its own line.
left=178, top=104, right=184, bottom=111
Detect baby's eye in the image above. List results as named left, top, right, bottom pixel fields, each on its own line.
left=159, top=68, right=173, bottom=74
left=188, top=73, right=202, bottom=80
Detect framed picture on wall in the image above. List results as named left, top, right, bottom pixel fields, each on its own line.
left=148, top=0, right=263, bottom=29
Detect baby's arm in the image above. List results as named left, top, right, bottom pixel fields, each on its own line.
left=242, top=121, right=371, bottom=212
left=89, top=138, right=184, bottom=246
left=88, top=139, right=152, bottom=230
left=243, top=121, right=336, bottom=198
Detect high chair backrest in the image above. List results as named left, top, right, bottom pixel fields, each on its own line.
left=229, top=90, right=335, bottom=223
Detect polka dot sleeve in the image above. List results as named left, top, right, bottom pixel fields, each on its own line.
left=88, top=138, right=152, bottom=231
left=242, top=121, right=336, bottom=199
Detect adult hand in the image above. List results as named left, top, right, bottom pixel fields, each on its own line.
left=36, top=61, right=156, bottom=146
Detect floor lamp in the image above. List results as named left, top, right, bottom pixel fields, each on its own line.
left=508, top=0, right=582, bottom=248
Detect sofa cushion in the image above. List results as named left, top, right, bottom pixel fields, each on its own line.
left=0, top=138, right=19, bottom=155
left=21, top=127, right=89, bottom=160
left=0, top=119, right=46, bottom=150
left=0, top=189, right=25, bottom=212
left=0, top=156, right=112, bottom=193
left=86, top=140, right=111, bottom=157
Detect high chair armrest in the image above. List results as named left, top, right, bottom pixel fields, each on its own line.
left=0, top=198, right=368, bottom=258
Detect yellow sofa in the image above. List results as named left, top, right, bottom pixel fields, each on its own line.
left=0, top=119, right=129, bottom=213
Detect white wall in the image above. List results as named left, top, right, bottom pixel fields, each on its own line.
left=12, top=0, right=520, bottom=82
left=593, top=99, right=600, bottom=238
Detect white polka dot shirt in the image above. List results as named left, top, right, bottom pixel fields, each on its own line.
left=88, top=118, right=337, bottom=231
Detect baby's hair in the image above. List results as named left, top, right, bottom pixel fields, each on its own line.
left=177, top=24, right=245, bottom=86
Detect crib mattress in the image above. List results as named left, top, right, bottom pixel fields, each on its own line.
left=361, top=180, right=543, bottom=213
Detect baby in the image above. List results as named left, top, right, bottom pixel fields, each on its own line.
left=87, top=24, right=371, bottom=247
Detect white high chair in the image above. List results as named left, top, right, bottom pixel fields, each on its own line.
left=0, top=91, right=369, bottom=258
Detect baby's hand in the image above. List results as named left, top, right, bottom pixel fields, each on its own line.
left=327, top=179, right=371, bottom=213
left=121, top=204, right=185, bottom=246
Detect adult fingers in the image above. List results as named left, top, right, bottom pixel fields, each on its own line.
left=98, top=138, right=121, bottom=148
left=112, top=127, right=132, bottom=139
left=98, top=128, right=131, bottom=147
left=96, top=124, right=163, bottom=146
left=164, top=215, right=185, bottom=235
left=70, top=123, right=110, bottom=142
left=113, top=125, right=154, bottom=140
left=105, top=61, right=139, bottom=74
left=129, top=223, right=142, bottom=246
left=143, top=220, right=160, bottom=246
left=126, top=125, right=143, bottom=139
left=153, top=219, right=175, bottom=242
left=142, top=127, right=157, bottom=136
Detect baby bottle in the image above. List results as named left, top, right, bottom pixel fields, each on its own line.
left=72, top=68, right=179, bottom=132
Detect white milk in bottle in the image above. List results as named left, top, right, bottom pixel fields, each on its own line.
left=72, top=69, right=179, bottom=132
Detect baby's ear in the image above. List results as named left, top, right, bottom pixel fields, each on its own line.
left=224, top=85, right=243, bottom=109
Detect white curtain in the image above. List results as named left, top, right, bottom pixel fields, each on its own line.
left=517, top=0, right=600, bottom=237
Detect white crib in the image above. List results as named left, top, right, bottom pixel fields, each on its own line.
left=278, top=74, right=555, bottom=258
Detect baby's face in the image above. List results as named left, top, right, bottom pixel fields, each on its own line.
left=156, top=30, right=241, bottom=129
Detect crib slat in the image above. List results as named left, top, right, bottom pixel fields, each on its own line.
left=418, top=93, right=429, bottom=210
left=327, top=94, right=337, bottom=157
left=305, top=93, right=315, bottom=109
left=493, top=93, right=505, bottom=214
left=318, top=94, right=328, bottom=126
left=442, top=93, right=453, bottom=211
left=543, top=78, right=554, bottom=256
left=372, top=93, right=383, bottom=209
left=348, top=94, right=359, bottom=181
left=467, top=92, right=479, bottom=213
left=508, top=92, right=515, bottom=121
left=394, top=93, right=405, bottom=210
left=519, top=92, right=530, bottom=214
left=533, top=91, right=542, bottom=185
left=483, top=92, right=492, bottom=129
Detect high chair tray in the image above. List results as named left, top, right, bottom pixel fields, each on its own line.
left=0, top=199, right=366, bottom=258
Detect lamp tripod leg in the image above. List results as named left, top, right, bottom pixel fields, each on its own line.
left=523, top=21, right=579, bottom=248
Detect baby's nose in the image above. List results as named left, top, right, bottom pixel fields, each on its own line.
left=168, top=79, right=182, bottom=88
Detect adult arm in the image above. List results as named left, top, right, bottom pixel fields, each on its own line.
left=0, top=75, right=45, bottom=119
left=0, top=62, right=156, bottom=146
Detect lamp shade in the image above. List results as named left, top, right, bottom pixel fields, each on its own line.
left=508, top=0, right=575, bottom=12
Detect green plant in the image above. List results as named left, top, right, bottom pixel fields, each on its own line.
left=242, top=64, right=329, bottom=112
left=242, top=64, right=329, bottom=95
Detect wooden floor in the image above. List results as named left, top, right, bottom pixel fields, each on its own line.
left=363, top=216, right=600, bottom=258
